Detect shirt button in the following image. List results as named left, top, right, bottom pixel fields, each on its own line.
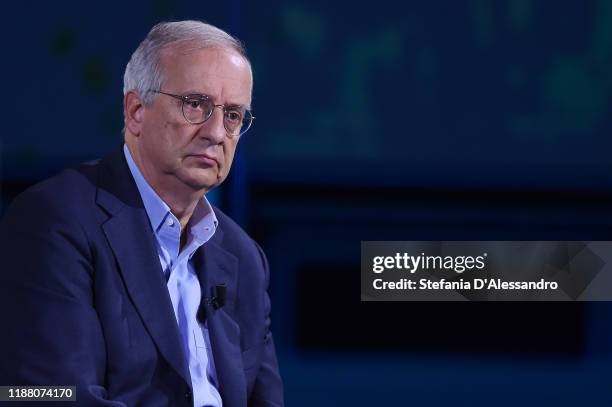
left=184, top=390, right=192, bottom=400
left=167, top=218, right=175, bottom=227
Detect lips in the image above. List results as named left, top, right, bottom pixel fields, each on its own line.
left=188, top=154, right=218, bottom=167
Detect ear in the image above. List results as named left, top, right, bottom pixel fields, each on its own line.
left=124, top=91, right=146, bottom=136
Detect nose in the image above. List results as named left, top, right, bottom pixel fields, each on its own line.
left=199, top=106, right=226, bottom=144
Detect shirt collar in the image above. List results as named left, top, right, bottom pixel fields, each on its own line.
left=123, top=144, right=218, bottom=240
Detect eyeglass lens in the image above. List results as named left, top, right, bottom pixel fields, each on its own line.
left=181, top=95, right=252, bottom=136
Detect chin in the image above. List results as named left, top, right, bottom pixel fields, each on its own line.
left=186, top=177, right=218, bottom=191
left=178, top=169, right=220, bottom=191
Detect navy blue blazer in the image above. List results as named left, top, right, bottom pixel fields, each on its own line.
left=0, top=146, right=283, bottom=406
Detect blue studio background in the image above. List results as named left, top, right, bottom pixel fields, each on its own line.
left=2, top=0, right=612, bottom=405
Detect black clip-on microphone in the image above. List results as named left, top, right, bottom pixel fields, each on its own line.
left=210, top=284, right=227, bottom=310
left=197, top=284, right=227, bottom=323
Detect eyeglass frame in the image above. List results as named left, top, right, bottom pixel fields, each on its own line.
left=148, top=89, right=255, bottom=137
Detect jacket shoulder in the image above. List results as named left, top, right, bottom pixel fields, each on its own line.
left=212, top=206, right=249, bottom=240
left=29, top=161, right=99, bottom=201
left=211, top=205, right=266, bottom=264
left=2, top=161, right=101, bottom=228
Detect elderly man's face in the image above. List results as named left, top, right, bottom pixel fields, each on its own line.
left=138, top=46, right=252, bottom=194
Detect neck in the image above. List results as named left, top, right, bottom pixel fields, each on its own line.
left=158, top=188, right=200, bottom=232
left=125, top=139, right=204, bottom=232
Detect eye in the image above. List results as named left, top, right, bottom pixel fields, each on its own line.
left=185, top=99, right=202, bottom=109
left=225, top=110, right=242, bottom=123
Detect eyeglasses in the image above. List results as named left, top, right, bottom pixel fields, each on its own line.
left=149, top=90, right=255, bottom=137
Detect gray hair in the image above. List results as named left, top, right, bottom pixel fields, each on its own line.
left=123, top=20, right=249, bottom=105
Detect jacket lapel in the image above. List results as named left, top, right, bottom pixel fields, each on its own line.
left=194, top=232, right=247, bottom=407
left=95, top=147, right=191, bottom=388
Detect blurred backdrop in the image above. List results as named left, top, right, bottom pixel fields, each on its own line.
left=2, top=0, right=612, bottom=405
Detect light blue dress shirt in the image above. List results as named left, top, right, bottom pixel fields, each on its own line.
left=124, top=144, right=222, bottom=407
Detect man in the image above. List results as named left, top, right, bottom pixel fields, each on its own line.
left=0, top=20, right=283, bottom=406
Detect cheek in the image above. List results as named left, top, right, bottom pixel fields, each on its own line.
left=223, top=140, right=240, bottom=168
left=147, top=107, right=187, bottom=149
left=155, top=126, right=190, bottom=162
left=140, top=134, right=182, bottom=174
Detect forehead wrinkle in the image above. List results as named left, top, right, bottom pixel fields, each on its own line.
left=159, top=47, right=252, bottom=109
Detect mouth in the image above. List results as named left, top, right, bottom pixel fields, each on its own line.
left=187, top=154, right=218, bottom=167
